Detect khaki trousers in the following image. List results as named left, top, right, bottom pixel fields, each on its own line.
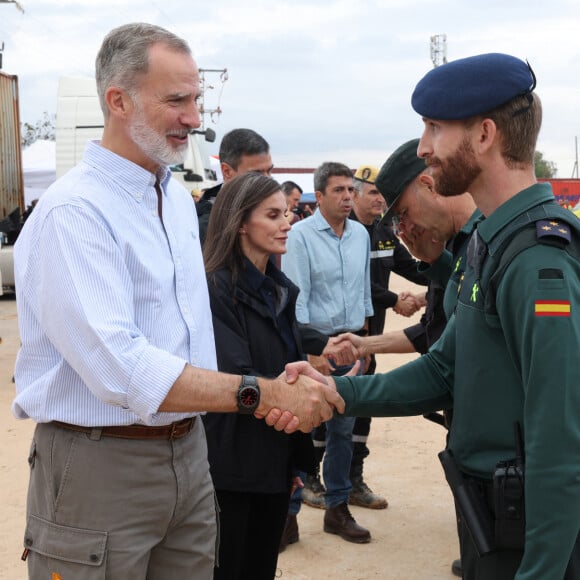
left=24, top=419, right=217, bottom=580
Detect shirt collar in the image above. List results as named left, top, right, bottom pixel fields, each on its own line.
left=312, top=207, right=351, bottom=236
left=84, top=141, right=172, bottom=203
left=460, top=208, right=484, bottom=236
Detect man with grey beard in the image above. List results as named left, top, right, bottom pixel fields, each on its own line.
left=12, top=22, right=342, bottom=579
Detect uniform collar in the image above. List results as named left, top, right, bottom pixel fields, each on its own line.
left=476, top=182, right=554, bottom=244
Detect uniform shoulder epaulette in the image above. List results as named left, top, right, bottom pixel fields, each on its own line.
left=535, top=219, right=571, bottom=244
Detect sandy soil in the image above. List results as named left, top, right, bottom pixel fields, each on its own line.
left=0, top=275, right=459, bottom=580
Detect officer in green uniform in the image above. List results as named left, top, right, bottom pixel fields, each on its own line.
left=376, top=138, right=482, bottom=577
left=329, top=53, right=580, bottom=579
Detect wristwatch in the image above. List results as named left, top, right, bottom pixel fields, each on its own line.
left=237, top=375, right=260, bottom=414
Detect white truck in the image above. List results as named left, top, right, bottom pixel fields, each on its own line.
left=0, top=75, right=220, bottom=294
left=55, top=76, right=219, bottom=195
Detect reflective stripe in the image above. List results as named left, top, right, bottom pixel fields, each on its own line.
left=370, top=249, right=394, bottom=259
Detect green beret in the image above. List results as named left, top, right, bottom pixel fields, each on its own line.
left=376, top=139, right=425, bottom=217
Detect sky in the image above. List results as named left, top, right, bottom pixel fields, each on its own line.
left=1, top=0, right=579, bottom=178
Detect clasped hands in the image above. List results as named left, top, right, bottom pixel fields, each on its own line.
left=256, top=360, right=360, bottom=435
left=393, top=291, right=426, bottom=317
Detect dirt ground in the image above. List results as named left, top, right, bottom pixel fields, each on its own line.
left=0, top=275, right=459, bottom=580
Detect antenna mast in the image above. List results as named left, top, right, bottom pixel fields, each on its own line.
left=430, top=34, right=447, bottom=68
left=198, top=68, right=228, bottom=130
left=0, top=0, right=24, bottom=12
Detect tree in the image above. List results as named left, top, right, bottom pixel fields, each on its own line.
left=21, top=112, right=56, bottom=147
left=534, top=150, right=557, bottom=178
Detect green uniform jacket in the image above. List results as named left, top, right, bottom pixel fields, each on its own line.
left=335, top=183, right=580, bottom=579
left=419, top=209, right=483, bottom=319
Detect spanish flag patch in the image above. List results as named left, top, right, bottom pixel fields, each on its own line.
left=534, top=300, right=571, bottom=317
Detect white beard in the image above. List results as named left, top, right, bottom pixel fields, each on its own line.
left=129, top=106, right=189, bottom=167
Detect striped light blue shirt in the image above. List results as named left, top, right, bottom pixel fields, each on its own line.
left=281, top=209, right=373, bottom=335
left=12, top=141, right=217, bottom=426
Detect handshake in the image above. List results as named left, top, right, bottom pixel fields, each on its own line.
left=257, top=288, right=427, bottom=434
left=304, top=332, right=371, bottom=378
left=312, top=291, right=426, bottom=373
left=393, top=291, right=426, bottom=317
left=259, top=360, right=361, bottom=434
left=322, top=333, right=367, bottom=365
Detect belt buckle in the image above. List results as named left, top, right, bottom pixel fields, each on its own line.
left=169, top=417, right=193, bottom=439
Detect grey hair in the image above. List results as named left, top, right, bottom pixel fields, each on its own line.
left=352, top=178, right=365, bottom=197
left=95, top=22, right=191, bottom=118
left=313, top=161, right=353, bottom=194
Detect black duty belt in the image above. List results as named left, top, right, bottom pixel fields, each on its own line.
left=329, top=329, right=368, bottom=338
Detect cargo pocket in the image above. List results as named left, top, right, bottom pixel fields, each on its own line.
left=24, top=514, right=107, bottom=579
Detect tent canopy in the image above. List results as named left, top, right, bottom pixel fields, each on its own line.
left=22, top=140, right=56, bottom=206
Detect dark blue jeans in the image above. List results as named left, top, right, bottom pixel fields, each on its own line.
left=321, top=361, right=362, bottom=508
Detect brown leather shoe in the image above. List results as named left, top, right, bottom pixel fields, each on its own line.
left=278, top=515, right=299, bottom=553
left=323, top=502, right=371, bottom=543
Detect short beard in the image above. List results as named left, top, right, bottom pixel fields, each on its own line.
left=432, top=136, right=481, bottom=197
left=129, top=101, right=189, bottom=167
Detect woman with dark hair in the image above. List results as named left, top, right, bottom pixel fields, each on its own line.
left=203, top=171, right=315, bottom=580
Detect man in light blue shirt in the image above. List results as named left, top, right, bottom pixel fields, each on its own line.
left=282, top=161, right=373, bottom=544
left=12, top=23, right=343, bottom=580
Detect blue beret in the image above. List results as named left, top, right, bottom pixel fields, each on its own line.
left=411, top=53, right=536, bottom=120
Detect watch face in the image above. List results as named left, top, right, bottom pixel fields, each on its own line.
left=239, top=386, right=259, bottom=408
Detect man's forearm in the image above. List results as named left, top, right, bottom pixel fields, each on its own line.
left=160, top=364, right=294, bottom=415
left=361, top=330, right=415, bottom=356
left=159, top=362, right=344, bottom=434
left=159, top=364, right=240, bottom=413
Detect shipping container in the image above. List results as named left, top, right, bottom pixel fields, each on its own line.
left=0, top=71, right=24, bottom=293
left=0, top=71, right=24, bottom=220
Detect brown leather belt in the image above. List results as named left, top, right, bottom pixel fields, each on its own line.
left=52, top=417, right=196, bottom=440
